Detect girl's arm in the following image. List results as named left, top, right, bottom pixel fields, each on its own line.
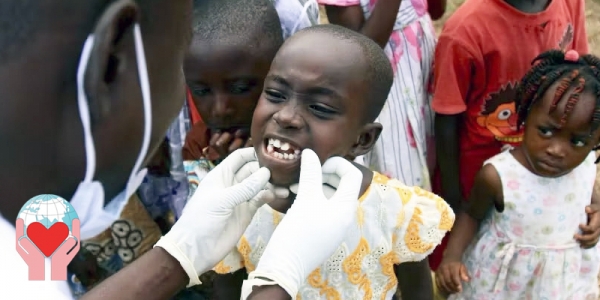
left=575, top=181, right=600, bottom=247
left=436, top=164, right=502, bottom=293
left=322, top=0, right=402, bottom=48
left=443, top=164, right=503, bottom=261
left=427, top=0, right=446, bottom=21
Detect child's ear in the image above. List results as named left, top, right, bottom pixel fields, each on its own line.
left=348, top=123, right=382, bottom=158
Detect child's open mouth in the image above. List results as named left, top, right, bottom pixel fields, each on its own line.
left=257, top=136, right=304, bottom=185
left=265, top=138, right=301, bottom=161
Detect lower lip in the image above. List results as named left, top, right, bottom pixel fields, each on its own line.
left=537, top=161, right=561, bottom=173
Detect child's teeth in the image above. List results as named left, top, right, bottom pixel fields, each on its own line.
left=294, top=149, right=301, bottom=155
left=280, top=143, right=290, bottom=151
left=273, top=139, right=281, bottom=147
left=284, top=153, right=290, bottom=159
left=267, top=145, right=274, bottom=153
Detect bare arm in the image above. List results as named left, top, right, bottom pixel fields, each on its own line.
left=81, top=248, right=188, bottom=300
left=324, top=0, right=402, bottom=48
left=435, top=113, right=463, bottom=213
left=82, top=249, right=292, bottom=300
left=444, top=164, right=503, bottom=261
left=427, top=0, right=446, bottom=20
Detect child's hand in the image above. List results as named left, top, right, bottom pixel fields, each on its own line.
left=575, top=204, right=600, bottom=248
left=435, top=259, right=469, bottom=294
left=207, top=129, right=252, bottom=159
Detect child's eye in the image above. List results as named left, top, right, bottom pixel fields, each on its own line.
left=571, top=139, right=588, bottom=148
left=229, top=83, right=252, bottom=95
left=309, top=104, right=336, bottom=118
left=264, top=90, right=285, bottom=102
left=538, top=127, right=553, bottom=137
left=191, top=86, right=210, bottom=96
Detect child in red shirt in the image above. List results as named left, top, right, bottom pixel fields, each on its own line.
left=430, top=0, right=590, bottom=271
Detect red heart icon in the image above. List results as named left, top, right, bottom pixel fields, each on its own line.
left=26, top=222, right=69, bottom=257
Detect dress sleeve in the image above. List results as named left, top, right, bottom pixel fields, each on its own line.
left=390, top=183, right=455, bottom=262
left=213, top=248, right=245, bottom=274
left=431, top=34, right=477, bottom=115
left=317, top=0, right=360, bottom=6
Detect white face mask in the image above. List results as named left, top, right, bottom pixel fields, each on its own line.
left=70, top=24, right=153, bottom=240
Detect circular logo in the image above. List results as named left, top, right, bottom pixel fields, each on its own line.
left=18, top=194, right=79, bottom=238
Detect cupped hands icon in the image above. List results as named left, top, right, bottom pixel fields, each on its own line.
left=15, top=218, right=80, bottom=281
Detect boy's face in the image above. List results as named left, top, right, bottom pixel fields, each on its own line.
left=251, top=32, right=380, bottom=186
left=522, top=82, right=600, bottom=177
left=184, top=40, right=272, bottom=134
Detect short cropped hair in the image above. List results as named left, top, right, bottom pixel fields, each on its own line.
left=192, top=0, right=283, bottom=55
left=298, top=24, right=393, bottom=122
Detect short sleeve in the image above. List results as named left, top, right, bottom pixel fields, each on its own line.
left=431, top=34, right=477, bottom=115
left=391, top=185, right=455, bottom=262
left=317, top=0, right=360, bottom=6
left=213, top=248, right=245, bottom=274
left=184, top=159, right=215, bottom=199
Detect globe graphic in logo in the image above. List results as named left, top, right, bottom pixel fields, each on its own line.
left=18, top=194, right=79, bottom=238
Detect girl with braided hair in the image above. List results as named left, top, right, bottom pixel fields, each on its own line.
left=435, top=49, right=600, bottom=299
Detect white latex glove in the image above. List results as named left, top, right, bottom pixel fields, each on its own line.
left=154, top=148, right=275, bottom=287
left=241, top=149, right=363, bottom=299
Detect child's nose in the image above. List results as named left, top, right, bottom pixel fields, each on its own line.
left=213, top=95, right=233, bottom=118
left=545, top=141, right=566, bottom=159
left=273, top=103, right=304, bottom=129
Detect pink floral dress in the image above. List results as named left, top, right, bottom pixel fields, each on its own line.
left=318, top=0, right=437, bottom=190
left=451, top=150, right=600, bottom=300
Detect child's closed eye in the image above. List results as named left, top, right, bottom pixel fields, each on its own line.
left=309, top=104, right=336, bottom=119
left=264, top=89, right=286, bottom=102
left=228, top=80, right=256, bottom=95
left=191, top=86, right=211, bottom=96
left=229, top=84, right=251, bottom=94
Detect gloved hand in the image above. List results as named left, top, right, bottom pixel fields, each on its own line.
left=154, top=148, right=275, bottom=287
left=241, top=149, right=363, bottom=299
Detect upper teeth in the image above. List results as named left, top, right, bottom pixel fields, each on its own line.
left=267, top=138, right=301, bottom=160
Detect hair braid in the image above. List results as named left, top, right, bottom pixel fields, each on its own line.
left=551, top=69, right=580, bottom=111
left=516, top=50, right=600, bottom=135
left=517, top=50, right=600, bottom=163
left=561, top=76, right=585, bottom=124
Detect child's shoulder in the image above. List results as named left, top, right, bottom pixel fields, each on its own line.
left=437, top=0, right=504, bottom=54
left=367, top=172, right=448, bottom=208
